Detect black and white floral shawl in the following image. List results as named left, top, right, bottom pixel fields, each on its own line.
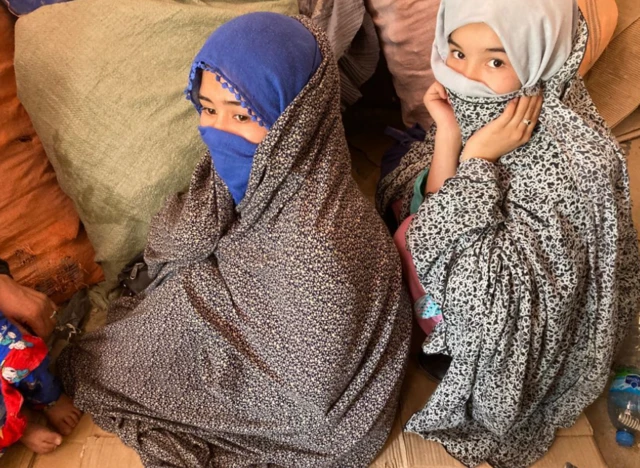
left=58, top=17, right=411, bottom=468
left=378, top=16, right=640, bottom=468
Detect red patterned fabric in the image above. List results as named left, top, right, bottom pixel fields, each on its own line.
left=0, top=335, right=47, bottom=450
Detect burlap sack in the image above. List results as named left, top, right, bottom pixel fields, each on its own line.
left=14, top=0, right=297, bottom=284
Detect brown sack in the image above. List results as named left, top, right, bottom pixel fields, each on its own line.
left=0, top=6, right=103, bottom=303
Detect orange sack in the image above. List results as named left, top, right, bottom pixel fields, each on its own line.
left=0, top=7, right=103, bottom=303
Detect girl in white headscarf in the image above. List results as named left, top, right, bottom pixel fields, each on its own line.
left=378, top=0, right=640, bottom=466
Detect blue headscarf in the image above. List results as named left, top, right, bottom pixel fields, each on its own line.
left=186, top=13, right=322, bottom=205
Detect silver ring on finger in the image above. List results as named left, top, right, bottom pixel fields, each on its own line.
left=50, top=310, right=58, bottom=321
left=522, top=118, right=532, bottom=126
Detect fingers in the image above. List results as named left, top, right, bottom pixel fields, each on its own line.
left=433, top=81, right=448, bottom=100
left=42, top=315, right=55, bottom=338
left=495, top=95, right=536, bottom=129
left=497, top=98, right=519, bottom=124
left=38, top=296, right=58, bottom=337
left=500, top=94, right=542, bottom=142
left=525, top=95, right=544, bottom=138
left=48, top=299, right=58, bottom=317
left=0, top=278, right=56, bottom=338
left=23, top=288, right=55, bottom=314
left=510, top=96, right=535, bottom=127
left=522, top=95, right=539, bottom=122
left=27, top=295, right=56, bottom=337
left=425, top=81, right=447, bottom=102
left=30, top=321, right=46, bottom=340
left=32, top=312, right=55, bottom=339
left=428, top=81, right=445, bottom=94
left=533, top=95, right=543, bottom=122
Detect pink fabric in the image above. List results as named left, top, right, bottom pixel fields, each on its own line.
left=393, top=214, right=443, bottom=335
left=365, top=0, right=439, bottom=129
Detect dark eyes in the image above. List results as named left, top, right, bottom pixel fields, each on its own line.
left=201, top=108, right=250, bottom=123
left=450, top=51, right=505, bottom=70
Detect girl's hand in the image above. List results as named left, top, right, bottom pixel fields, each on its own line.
left=0, top=275, right=57, bottom=338
left=461, top=94, right=543, bottom=163
left=424, top=81, right=460, bottom=136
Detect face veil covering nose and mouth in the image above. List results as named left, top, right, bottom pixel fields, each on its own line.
left=186, top=12, right=322, bottom=205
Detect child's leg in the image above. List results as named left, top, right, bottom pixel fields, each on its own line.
left=393, top=216, right=427, bottom=302
left=0, top=317, right=76, bottom=452
left=393, top=216, right=443, bottom=336
left=18, top=356, right=81, bottom=436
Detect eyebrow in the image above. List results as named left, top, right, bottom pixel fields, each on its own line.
left=447, top=38, right=506, bottom=54
left=197, top=94, right=242, bottom=106
left=448, top=38, right=462, bottom=49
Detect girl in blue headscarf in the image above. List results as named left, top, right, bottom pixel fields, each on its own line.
left=185, top=12, right=322, bottom=205
left=59, top=12, right=411, bottom=468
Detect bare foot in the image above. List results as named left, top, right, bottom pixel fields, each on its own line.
left=20, top=422, right=62, bottom=454
left=44, top=393, right=82, bottom=436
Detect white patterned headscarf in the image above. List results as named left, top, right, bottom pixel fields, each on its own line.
left=431, top=0, right=578, bottom=97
